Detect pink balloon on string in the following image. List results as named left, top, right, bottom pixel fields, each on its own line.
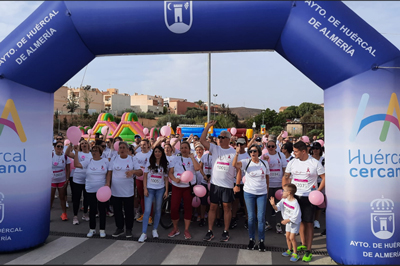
left=66, top=126, right=82, bottom=145
left=309, top=190, right=324, bottom=206
left=87, top=129, right=94, bottom=135
left=143, top=128, right=149, bottom=135
left=114, top=141, right=120, bottom=151
left=192, top=196, right=201, bottom=208
left=193, top=185, right=207, bottom=197
left=275, top=189, right=283, bottom=200
left=101, top=126, right=109, bottom=136
left=180, top=171, right=193, bottom=183
left=231, top=127, right=237, bottom=136
left=96, top=186, right=111, bottom=202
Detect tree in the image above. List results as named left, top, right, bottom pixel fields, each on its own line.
left=82, top=89, right=94, bottom=114
left=268, top=126, right=284, bottom=136
left=245, top=108, right=284, bottom=130
left=64, top=91, right=80, bottom=116
left=297, top=102, right=323, bottom=117
left=156, top=114, right=195, bottom=131
left=185, top=107, right=207, bottom=119
left=194, top=100, right=204, bottom=108
left=281, top=105, right=299, bottom=120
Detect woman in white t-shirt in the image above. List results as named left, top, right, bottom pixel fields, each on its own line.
left=310, top=141, right=325, bottom=230
left=138, top=146, right=169, bottom=242
left=233, top=144, right=270, bottom=251
left=265, top=140, right=287, bottom=234
left=74, top=145, right=111, bottom=238
left=108, top=142, right=142, bottom=239
left=167, top=141, right=200, bottom=240
left=65, top=139, right=92, bottom=224
left=51, top=141, right=70, bottom=222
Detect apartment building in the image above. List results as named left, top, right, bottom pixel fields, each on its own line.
left=103, top=88, right=131, bottom=116
left=131, top=93, right=164, bottom=114
left=54, top=86, right=104, bottom=114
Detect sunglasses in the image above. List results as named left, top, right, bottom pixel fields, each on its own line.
left=56, top=138, right=63, bottom=141
left=218, top=136, right=228, bottom=139
left=56, top=145, right=63, bottom=148
left=249, top=150, right=258, bottom=153
left=101, top=145, right=106, bottom=148
left=267, top=145, right=276, bottom=148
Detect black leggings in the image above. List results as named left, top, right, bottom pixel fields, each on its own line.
left=71, top=181, right=89, bottom=216
left=112, top=196, right=134, bottom=230
left=86, top=192, right=107, bottom=230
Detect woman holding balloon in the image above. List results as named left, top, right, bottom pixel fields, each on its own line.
left=108, top=141, right=143, bottom=239
left=73, top=144, right=111, bottom=238
left=168, top=141, right=201, bottom=240
left=138, top=145, right=169, bottom=242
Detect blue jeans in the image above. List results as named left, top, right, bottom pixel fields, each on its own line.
left=142, top=187, right=165, bottom=233
left=244, top=191, right=267, bottom=241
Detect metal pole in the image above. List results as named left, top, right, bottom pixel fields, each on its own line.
left=57, top=108, right=60, bottom=134
left=207, top=53, right=211, bottom=124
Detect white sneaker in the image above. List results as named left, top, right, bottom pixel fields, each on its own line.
left=66, top=202, right=69, bottom=208
left=134, top=212, right=141, bottom=220
left=314, top=220, right=320, bottom=229
left=82, top=213, right=89, bottom=221
left=72, top=216, right=79, bottom=225
left=100, top=230, right=106, bottom=238
left=152, top=229, right=159, bottom=239
left=138, top=233, right=147, bottom=243
left=87, top=229, right=96, bottom=238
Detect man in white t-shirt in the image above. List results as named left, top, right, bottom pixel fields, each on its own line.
left=200, top=120, right=236, bottom=242
left=282, top=141, right=325, bottom=263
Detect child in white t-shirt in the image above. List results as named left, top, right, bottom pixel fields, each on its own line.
left=270, top=183, right=302, bottom=262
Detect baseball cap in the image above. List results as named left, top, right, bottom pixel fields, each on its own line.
left=134, top=135, right=141, bottom=139
left=255, top=137, right=262, bottom=142
left=237, top=138, right=246, bottom=145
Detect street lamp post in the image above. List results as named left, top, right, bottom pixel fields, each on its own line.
left=213, top=94, right=218, bottom=120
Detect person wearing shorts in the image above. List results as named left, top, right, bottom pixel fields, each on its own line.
left=270, top=184, right=302, bottom=262
left=283, top=141, right=325, bottom=262
left=200, top=121, right=236, bottom=242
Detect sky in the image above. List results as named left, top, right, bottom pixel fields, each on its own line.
left=1, top=1, right=400, bottom=112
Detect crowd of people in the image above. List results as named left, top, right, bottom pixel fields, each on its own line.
left=51, top=122, right=325, bottom=262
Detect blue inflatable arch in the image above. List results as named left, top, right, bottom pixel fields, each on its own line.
left=0, top=2, right=399, bottom=264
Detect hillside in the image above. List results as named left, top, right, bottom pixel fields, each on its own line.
left=229, top=107, right=264, bottom=120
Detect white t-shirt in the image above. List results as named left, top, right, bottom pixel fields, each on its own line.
left=144, top=161, right=168, bottom=190
left=102, top=147, right=111, bottom=160
left=315, top=156, right=325, bottom=183
left=108, top=155, right=140, bottom=197
left=108, top=150, right=119, bottom=161
left=209, top=143, right=237, bottom=189
left=241, top=158, right=270, bottom=195
left=51, top=152, right=70, bottom=183
left=195, top=155, right=204, bottom=185
left=275, top=198, right=302, bottom=224
left=134, top=151, right=152, bottom=181
left=73, top=151, right=93, bottom=184
left=81, top=158, right=110, bottom=193
left=200, top=153, right=213, bottom=185
left=171, top=155, right=196, bottom=188
left=266, top=152, right=287, bottom=188
left=285, top=157, right=325, bottom=196
left=132, top=142, right=142, bottom=154
left=237, top=152, right=250, bottom=185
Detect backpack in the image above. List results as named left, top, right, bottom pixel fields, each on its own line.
left=245, top=159, right=267, bottom=172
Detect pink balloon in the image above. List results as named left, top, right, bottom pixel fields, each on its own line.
left=309, top=190, right=324, bottom=206
left=143, top=128, right=149, bottom=135
left=180, top=171, right=194, bottom=183
left=262, top=135, right=268, bottom=143
left=275, top=189, right=283, bottom=201
left=282, top=131, right=288, bottom=138
left=302, top=135, right=310, bottom=143
left=231, top=127, right=237, bottom=136
left=66, top=126, right=82, bottom=145
left=207, top=196, right=210, bottom=205
left=96, top=186, right=111, bottom=202
left=69, top=158, right=75, bottom=170
left=171, top=138, right=180, bottom=151
left=161, top=126, right=171, bottom=137
left=101, top=126, right=109, bottom=136
left=192, top=196, right=201, bottom=208
left=242, top=176, right=246, bottom=183
left=87, top=129, right=94, bottom=135
left=64, top=139, right=70, bottom=146
left=161, top=142, right=165, bottom=148
left=317, top=139, right=324, bottom=147
left=114, top=141, right=120, bottom=151
left=193, top=185, right=207, bottom=197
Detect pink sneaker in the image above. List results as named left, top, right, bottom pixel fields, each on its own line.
left=168, top=229, right=180, bottom=238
